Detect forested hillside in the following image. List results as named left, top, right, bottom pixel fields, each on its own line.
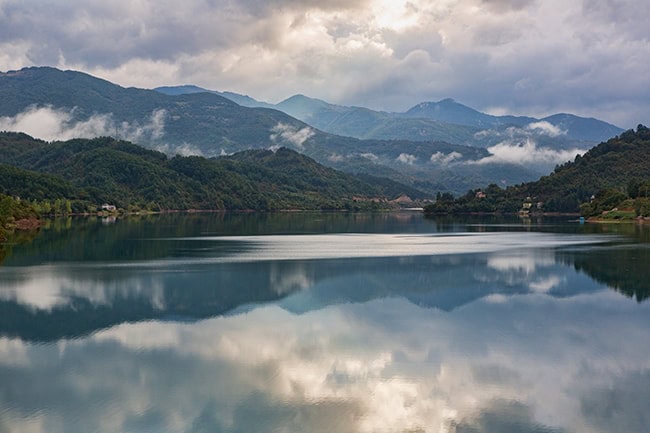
left=425, top=125, right=650, bottom=214
left=0, top=67, right=564, bottom=194
left=0, top=132, right=425, bottom=212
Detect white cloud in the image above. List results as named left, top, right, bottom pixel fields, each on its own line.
left=430, top=151, right=462, bottom=164
left=469, top=138, right=586, bottom=166
left=360, top=152, right=379, bottom=161
left=0, top=105, right=111, bottom=141
left=396, top=152, right=417, bottom=164
left=526, top=121, right=566, bottom=137
left=270, top=122, right=315, bottom=149
left=0, top=0, right=647, bottom=126
left=0, top=105, right=167, bottom=144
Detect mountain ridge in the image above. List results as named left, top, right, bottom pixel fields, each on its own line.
left=156, top=85, right=623, bottom=144
left=0, top=67, right=594, bottom=194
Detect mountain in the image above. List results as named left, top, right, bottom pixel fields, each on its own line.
left=0, top=132, right=427, bottom=211
left=153, top=84, right=208, bottom=96
left=405, top=99, right=624, bottom=143
left=0, top=67, right=566, bottom=194
left=0, top=66, right=307, bottom=154
left=155, top=84, right=275, bottom=109
left=404, top=98, right=534, bottom=129
left=425, top=125, right=650, bottom=214
left=539, top=113, right=625, bottom=142
left=273, top=94, right=480, bottom=145
left=160, top=86, right=623, bottom=146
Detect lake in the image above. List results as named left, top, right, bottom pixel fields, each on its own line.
left=0, top=212, right=648, bottom=433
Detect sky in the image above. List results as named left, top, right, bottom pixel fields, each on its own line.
left=0, top=0, right=648, bottom=128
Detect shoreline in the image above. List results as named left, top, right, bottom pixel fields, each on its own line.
left=587, top=216, right=650, bottom=224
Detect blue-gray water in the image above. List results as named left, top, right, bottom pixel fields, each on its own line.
left=0, top=213, right=648, bottom=433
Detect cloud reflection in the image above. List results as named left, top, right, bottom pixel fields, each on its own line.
left=0, top=292, right=648, bottom=433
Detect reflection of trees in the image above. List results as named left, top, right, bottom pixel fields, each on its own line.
left=3, top=212, right=443, bottom=266
left=558, top=246, right=650, bottom=302
left=0, top=228, right=41, bottom=265
left=3, top=213, right=649, bottom=344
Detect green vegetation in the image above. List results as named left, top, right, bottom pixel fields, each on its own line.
left=0, top=67, right=562, bottom=195
left=425, top=125, right=650, bottom=215
left=0, top=132, right=425, bottom=212
left=0, top=193, right=38, bottom=241
left=580, top=181, right=650, bottom=220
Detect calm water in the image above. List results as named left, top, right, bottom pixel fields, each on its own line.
left=0, top=213, right=649, bottom=433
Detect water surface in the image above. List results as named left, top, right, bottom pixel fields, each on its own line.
left=0, top=213, right=648, bottom=433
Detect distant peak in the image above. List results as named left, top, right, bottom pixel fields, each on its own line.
left=282, top=94, right=315, bottom=102
left=413, top=99, right=459, bottom=109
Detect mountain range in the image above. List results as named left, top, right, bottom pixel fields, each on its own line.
left=156, top=86, right=623, bottom=145
left=0, top=67, right=625, bottom=195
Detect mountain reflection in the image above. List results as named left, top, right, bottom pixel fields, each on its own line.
left=1, top=214, right=649, bottom=433
left=0, top=215, right=644, bottom=341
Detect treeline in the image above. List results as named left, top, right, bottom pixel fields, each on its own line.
left=579, top=179, right=650, bottom=219
left=425, top=125, right=650, bottom=215
left=0, top=193, right=38, bottom=240
left=0, top=132, right=424, bottom=213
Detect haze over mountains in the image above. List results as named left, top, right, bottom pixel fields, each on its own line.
left=156, top=85, right=623, bottom=145
left=0, top=67, right=625, bottom=195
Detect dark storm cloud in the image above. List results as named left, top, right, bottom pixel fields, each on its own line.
left=0, top=0, right=648, bottom=127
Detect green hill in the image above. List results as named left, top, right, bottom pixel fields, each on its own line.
left=425, top=125, right=650, bottom=214
left=0, top=132, right=427, bottom=212
left=0, top=67, right=309, bottom=154
left=0, top=67, right=582, bottom=194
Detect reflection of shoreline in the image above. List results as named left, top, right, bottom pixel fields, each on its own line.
left=560, top=247, right=650, bottom=302
left=0, top=247, right=610, bottom=342
left=0, top=228, right=41, bottom=265
left=1, top=214, right=647, bottom=342
left=586, top=217, right=650, bottom=224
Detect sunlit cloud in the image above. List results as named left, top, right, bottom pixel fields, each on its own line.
left=0, top=0, right=646, bottom=126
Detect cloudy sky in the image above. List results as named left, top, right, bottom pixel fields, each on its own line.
left=0, top=0, right=648, bottom=128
